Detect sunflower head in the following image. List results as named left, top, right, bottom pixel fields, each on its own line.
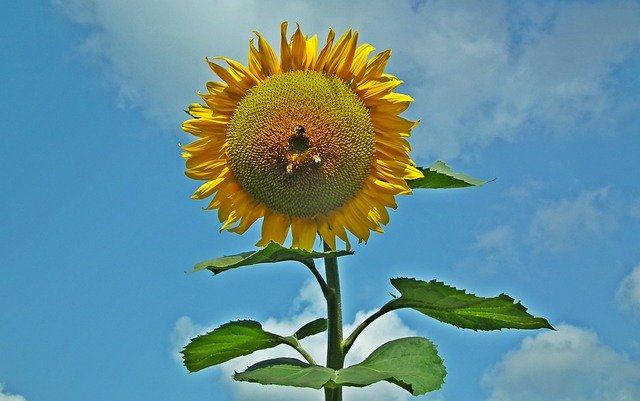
left=181, top=22, right=423, bottom=251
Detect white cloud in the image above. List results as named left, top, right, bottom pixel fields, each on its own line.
left=0, top=385, right=26, bottom=401
left=464, top=225, right=521, bottom=274
left=616, top=265, right=640, bottom=315
left=170, top=280, right=421, bottom=401
left=505, top=180, right=546, bottom=204
left=170, top=315, right=211, bottom=363
left=460, top=186, right=621, bottom=273
left=528, top=188, right=617, bottom=252
left=482, top=324, right=640, bottom=401
left=54, top=0, right=640, bottom=158
left=475, top=225, right=515, bottom=251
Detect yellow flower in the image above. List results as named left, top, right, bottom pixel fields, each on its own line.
left=181, top=22, right=423, bottom=251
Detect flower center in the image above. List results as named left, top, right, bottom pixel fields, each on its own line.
left=227, top=71, right=375, bottom=218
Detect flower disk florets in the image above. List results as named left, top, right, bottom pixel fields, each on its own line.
left=228, top=71, right=375, bottom=218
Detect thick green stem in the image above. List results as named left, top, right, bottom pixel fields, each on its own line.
left=323, top=242, right=343, bottom=401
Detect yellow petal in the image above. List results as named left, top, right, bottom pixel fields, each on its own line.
left=229, top=201, right=265, bottom=234
left=338, top=202, right=370, bottom=242
left=217, top=56, right=260, bottom=86
left=327, top=213, right=351, bottom=250
left=291, top=217, right=317, bottom=250
left=324, top=28, right=352, bottom=75
left=279, top=22, right=293, bottom=72
left=361, top=49, right=391, bottom=80
left=336, top=31, right=358, bottom=79
left=371, top=113, right=418, bottom=135
left=180, top=137, right=219, bottom=153
left=206, top=58, right=245, bottom=96
left=291, top=23, right=307, bottom=71
left=248, top=38, right=265, bottom=79
left=315, top=28, right=336, bottom=71
left=191, top=176, right=226, bottom=199
left=185, top=103, right=212, bottom=118
left=254, top=31, right=280, bottom=76
left=219, top=210, right=240, bottom=231
left=358, top=78, right=403, bottom=100
left=257, top=211, right=290, bottom=246
left=304, top=35, right=318, bottom=69
left=351, top=44, right=375, bottom=78
left=205, top=182, right=241, bottom=210
left=316, top=215, right=337, bottom=251
left=181, top=118, right=228, bottom=138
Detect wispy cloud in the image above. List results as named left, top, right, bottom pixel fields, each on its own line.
left=466, top=225, right=522, bottom=275
left=0, top=384, right=26, bottom=401
left=528, top=187, right=617, bottom=252
left=475, top=225, right=515, bottom=251
left=461, top=186, right=620, bottom=274
left=616, top=265, right=640, bottom=315
left=170, top=280, right=422, bottom=401
left=482, top=324, right=640, bottom=401
left=55, top=0, right=640, bottom=159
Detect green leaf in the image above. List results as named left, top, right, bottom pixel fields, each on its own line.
left=294, top=318, right=327, bottom=340
left=182, top=320, right=287, bottom=372
left=336, top=337, right=446, bottom=395
left=233, top=338, right=446, bottom=395
left=191, top=241, right=353, bottom=274
left=234, top=358, right=336, bottom=389
left=388, top=278, right=554, bottom=331
left=408, top=160, right=489, bottom=189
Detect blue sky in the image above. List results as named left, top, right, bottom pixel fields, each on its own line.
left=2, top=1, right=640, bottom=400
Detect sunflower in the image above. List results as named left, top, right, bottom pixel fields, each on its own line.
left=181, top=22, right=423, bottom=251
